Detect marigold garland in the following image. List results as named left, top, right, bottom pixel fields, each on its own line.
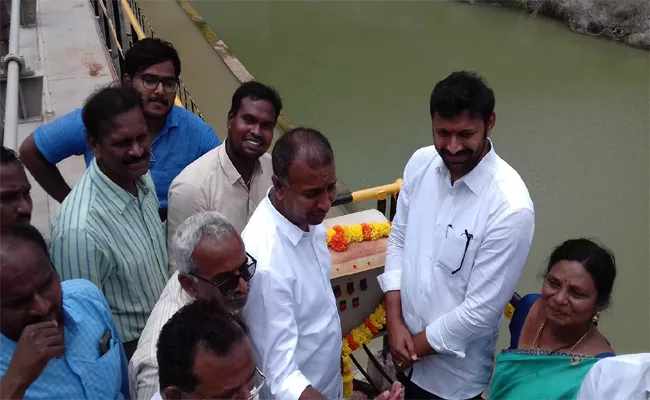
left=341, top=301, right=387, bottom=398
left=326, top=222, right=392, bottom=252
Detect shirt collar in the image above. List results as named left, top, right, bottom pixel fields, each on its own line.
left=461, top=140, right=497, bottom=195
left=218, top=140, right=266, bottom=186
left=160, top=106, right=180, bottom=135
left=262, top=188, right=310, bottom=246
left=89, top=159, right=150, bottom=213
left=434, top=139, right=497, bottom=195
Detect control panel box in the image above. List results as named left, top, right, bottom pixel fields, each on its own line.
left=325, top=209, right=388, bottom=337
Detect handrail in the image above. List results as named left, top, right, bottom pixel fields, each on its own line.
left=2, top=0, right=22, bottom=150
left=334, top=179, right=402, bottom=205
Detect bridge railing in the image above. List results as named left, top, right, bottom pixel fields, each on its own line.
left=1, top=0, right=24, bottom=149
left=89, top=0, right=205, bottom=120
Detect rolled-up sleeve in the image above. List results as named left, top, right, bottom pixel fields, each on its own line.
left=425, top=208, right=535, bottom=357
left=377, top=164, right=411, bottom=292
left=242, top=268, right=311, bottom=400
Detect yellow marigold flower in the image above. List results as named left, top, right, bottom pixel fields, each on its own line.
left=342, top=225, right=363, bottom=243
left=326, top=229, right=336, bottom=245
left=341, top=340, right=352, bottom=355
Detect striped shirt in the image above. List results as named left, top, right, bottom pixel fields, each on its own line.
left=50, top=159, right=169, bottom=342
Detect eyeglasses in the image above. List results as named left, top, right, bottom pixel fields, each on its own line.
left=187, top=367, right=266, bottom=400
left=189, top=253, right=257, bottom=295
left=136, top=73, right=178, bottom=93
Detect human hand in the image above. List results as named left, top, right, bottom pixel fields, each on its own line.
left=4, top=320, right=64, bottom=388
left=376, top=381, right=404, bottom=400
left=387, top=320, right=419, bottom=368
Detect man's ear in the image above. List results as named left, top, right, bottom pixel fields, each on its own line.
left=178, top=273, right=199, bottom=300
left=162, top=386, right=185, bottom=400
left=271, top=175, right=284, bottom=201
left=122, top=74, right=133, bottom=87
left=87, top=135, right=102, bottom=160
left=486, top=112, right=496, bottom=137
left=226, top=112, right=234, bottom=132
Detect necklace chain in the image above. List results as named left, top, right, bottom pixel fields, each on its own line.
left=533, top=321, right=591, bottom=353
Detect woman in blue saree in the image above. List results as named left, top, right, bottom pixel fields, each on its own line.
left=489, top=239, right=616, bottom=400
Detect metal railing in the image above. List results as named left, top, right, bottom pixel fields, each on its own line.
left=89, top=0, right=205, bottom=120
left=1, top=0, right=22, bottom=149
left=333, top=179, right=402, bottom=221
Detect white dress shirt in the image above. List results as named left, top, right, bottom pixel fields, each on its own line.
left=242, top=192, right=343, bottom=400
left=129, top=272, right=194, bottom=400
left=378, top=142, right=535, bottom=399
left=578, top=353, right=650, bottom=400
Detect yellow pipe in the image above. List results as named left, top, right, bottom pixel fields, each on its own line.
left=350, top=179, right=402, bottom=202
left=120, top=0, right=183, bottom=107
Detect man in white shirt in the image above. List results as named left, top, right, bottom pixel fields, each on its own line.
left=378, top=71, right=535, bottom=400
left=167, top=82, right=282, bottom=251
left=578, top=353, right=650, bottom=400
left=129, top=211, right=254, bottom=399
left=241, top=128, right=341, bottom=400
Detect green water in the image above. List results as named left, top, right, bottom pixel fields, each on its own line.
left=188, top=0, right=649, bottom=352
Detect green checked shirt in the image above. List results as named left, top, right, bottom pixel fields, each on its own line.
left=51, top=159, right=169, bottom=342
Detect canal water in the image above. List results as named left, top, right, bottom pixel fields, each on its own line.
left=187, top=0, right=649, bottom=352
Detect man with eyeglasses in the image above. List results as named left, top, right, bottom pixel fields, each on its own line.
left=19, top=38, right=220, bottom=221
left=129, top=211, right=253, bottom=400
left=155, top=300, right=263, bottom=400
left=378, top=72, right=535, bottom=399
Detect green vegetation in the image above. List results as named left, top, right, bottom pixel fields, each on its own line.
left=494, top=0, right=649, bottom=49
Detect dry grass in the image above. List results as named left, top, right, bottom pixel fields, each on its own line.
left=514, top=0, right=650, bottom=49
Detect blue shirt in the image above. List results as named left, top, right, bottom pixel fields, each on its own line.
left=0, top=280, right=130, bottom=399
left=34, top=105, right=221, bottom=208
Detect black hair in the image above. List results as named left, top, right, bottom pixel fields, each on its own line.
left=124, top=38, right=181, bottom=78
left=545, top=238, right=617, bottom=308
left=271, top=127, right=334, bottom=186
left=157, top=300, right=249, bottom=392
left=0, top=146, right=21, bottom=165
left=429, top=71, right=495, bottom=124
left=82, top=86, right=142, bottom=142
left=228, top=81, right=283, bottom=121
left=0, top=224, right=49, bottom=259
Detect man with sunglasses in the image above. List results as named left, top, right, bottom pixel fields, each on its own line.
left=378, top=72, right=535, bottom=399
left=19, top=38, right=220, bottom=221
left=155, top=300, right=263, bottom=400
left=129, top=211, right=253, bottom=400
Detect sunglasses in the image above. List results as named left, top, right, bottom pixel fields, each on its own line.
left=189, top=253, right=257, bottom=295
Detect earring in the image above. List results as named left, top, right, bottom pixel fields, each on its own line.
left=592, top=312, right=600, bottom=324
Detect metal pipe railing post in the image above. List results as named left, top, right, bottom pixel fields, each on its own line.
left=2, top=0, right=22, bottom=150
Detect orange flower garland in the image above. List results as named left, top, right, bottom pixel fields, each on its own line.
left=341, top=301, right=387, bottom=398
left=327, top=222, right=392, bottom=252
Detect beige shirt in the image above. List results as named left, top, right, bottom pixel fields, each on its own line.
left=166, top=143, right=273, bottom=257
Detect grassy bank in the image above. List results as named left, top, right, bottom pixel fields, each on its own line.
left=483, top=0, right=649, bottom=49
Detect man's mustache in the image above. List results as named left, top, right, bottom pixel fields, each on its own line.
left=148, top=97, right=169, bottom=106
left=125, top=153, right=149, bottom=165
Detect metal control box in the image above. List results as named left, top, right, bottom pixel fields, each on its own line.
left=325, top=210, right=388, bottom=337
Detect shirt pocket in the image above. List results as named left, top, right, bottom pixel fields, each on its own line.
left=75, top=340, right=123, bottom=399
left=433, top=227, right=480, bottom=279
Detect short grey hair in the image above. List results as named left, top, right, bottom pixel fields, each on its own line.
left=170, top=211, right=239, bottom=275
